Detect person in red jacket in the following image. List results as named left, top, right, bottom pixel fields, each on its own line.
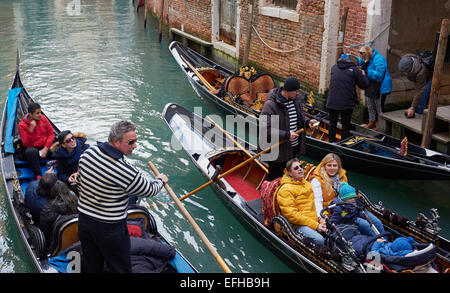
left=18, top=102, right=55, bottom=179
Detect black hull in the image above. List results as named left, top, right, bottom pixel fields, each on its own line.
left=163, top=102, right=450, bottom=273
left=0, top=70, right=196, bottom=273
left=169, top=41, right=450, bottom=180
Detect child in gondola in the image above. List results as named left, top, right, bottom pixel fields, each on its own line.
left=329, top=182, right=385, bottom=237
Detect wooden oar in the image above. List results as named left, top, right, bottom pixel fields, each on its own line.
left=179, top=55, right=215, bottom=91
left=148, top=162, right=232, bottom=273
left=178, top=128, right=305, bottom=202
left=206, top=115, right=268, bottom=174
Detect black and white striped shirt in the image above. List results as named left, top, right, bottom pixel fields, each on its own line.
left=283, top=100, right=299, bottom=147
left=77, top=143, right=164, bottom=223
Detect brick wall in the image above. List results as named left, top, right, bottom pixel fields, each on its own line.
left=147, top=0, right=212, bottom=41
left=146, top=0, right=369, bottom=92
left=340, top=0, right=367, bottom=57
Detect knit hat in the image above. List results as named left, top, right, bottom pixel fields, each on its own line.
left=339, top=182, right=357, bottom=201
left=58, top=130, right=72, bottom=145
left=283, top=76, right=300, bottom=92
left=398, top=56, right=414, bottom=72
left=391, top=237, right=414, bottom=253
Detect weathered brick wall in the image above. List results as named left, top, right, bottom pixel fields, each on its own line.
left=239, top=0, right=326, bottom=89
left=340, top=0, right=367, bottom=57
left=146, top=0, right=369, bottom=92
left=147, top=0, right=212, bottom=41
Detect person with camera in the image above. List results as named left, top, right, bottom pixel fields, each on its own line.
left=359, top=45, right=392, bottom=129
left=52, top=130, right=90, bottom=187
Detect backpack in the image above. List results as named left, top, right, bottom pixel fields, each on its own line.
left=417, top=50, right=435, bottom=72
left=260, top=177, right=282, bottom=227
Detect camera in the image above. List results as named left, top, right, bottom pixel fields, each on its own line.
left=46, top=160, right=58, bottom=167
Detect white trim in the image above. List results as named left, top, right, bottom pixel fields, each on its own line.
left=319, top=0, right=340, bottom=94
left=258, top=0, right=300, bottom=22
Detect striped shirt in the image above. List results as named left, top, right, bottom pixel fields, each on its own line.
left=283, top=100, right=299, bottom=147
left=77, top=143, right=164, bottom=223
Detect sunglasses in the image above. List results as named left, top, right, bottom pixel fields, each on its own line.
left=64, top=136, right=75, bottom=144
left=292, top=165, right=303, bottom=171
left=127, top=139, right=137, bottom=146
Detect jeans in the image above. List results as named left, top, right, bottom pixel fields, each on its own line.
left=295, top=225, right=325, bottom=245
left=415, top=79, right=432, bottom=114
left=355, top=210, right=385, bottom=237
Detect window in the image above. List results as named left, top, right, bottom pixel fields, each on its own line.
left=269, top=0, right=297, bottom=10
left=258, top=0, right=299, bottom=22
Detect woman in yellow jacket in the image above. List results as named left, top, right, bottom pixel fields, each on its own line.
left=309, top=153, right=347, bottom=218
left=277, top=158, right=328, bottom=245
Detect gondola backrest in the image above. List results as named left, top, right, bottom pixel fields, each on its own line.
left=260, top=177, right=282, bottom=227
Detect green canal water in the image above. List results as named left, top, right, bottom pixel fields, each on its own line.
left=0, top=0, right=449, bottom=273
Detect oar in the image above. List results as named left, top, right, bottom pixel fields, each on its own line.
left=205, top=115, right=269, bottom=174
left=148, top=161, right=232, bottom=273
left=179, top=55, right=215, bottom=91
left=178, top=128, right=305, bottom=202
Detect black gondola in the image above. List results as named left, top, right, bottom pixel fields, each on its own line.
left=163, top=102, right=450, bottom=273
left=169, top=41, right=450, bottom=180
left=0, top=62, right=196, bottom=273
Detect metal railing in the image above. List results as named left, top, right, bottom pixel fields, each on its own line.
left=269, top=0, right=297, bottom=10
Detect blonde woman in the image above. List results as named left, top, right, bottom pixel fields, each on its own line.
left=309, top=153, right=348, bottom=218
left=310, top=153, right=385, bottom=237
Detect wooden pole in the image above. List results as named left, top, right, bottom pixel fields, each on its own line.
left=422, top=19, right=450, bottom=148
left=158, top=0, right=165, bottom=42
left=206, top=115, right=269, bottom=174
left=180, top=55, right=215, bottom=91
left=336, top=7, right=349, bottom=62
left=148, top=162, right=232, bottom=273
left=144, top=0, right=148, bottom=28
left=178, top=128, right=305, bottom=202
left=242, top=0, right=255, bottom=67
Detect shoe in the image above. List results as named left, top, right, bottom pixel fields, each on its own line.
left=367, top=121, right=377, bottom=129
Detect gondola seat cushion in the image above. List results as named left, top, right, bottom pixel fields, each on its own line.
left=260, top=177, right=282, bottom=227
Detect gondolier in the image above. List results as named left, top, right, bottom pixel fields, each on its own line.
left=77, top=120, right=168, bottom=273
left=259, top=76, right=318, bottom=180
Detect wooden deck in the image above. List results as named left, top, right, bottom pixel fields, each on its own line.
left=379, top=105, right=450, bottom=154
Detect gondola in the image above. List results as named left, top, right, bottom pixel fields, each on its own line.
left=169, top=41, right=450, bottom=180
left=163, top=102, right=450, bottom=273
left=0, top=64, right=196, bottom=273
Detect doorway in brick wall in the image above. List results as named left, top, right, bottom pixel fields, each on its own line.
left=219, top=0, right=237, bottom=46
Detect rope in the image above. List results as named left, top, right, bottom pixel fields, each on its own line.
left=252, top=23, right=391, bottom=53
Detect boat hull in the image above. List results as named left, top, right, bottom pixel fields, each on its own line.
left=169, top=41, right=450, bottom=180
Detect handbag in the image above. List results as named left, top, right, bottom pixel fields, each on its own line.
left=365, top=79, right=381, bottom=99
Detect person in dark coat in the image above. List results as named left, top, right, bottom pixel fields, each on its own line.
left=387, top=44, right=432, bottom=118
left=326, top=55, right=370, bottom=143
left=39, top=180, right=78, bottom=251
left=52, top=130, right=90, bottom=186
left=259, top=77, right=318, bottom=180
left=24, top=172, right=58, bottom=225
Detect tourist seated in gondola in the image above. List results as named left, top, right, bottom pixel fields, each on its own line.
left=24, top=170, right=58, bottom=225
left=277, top=158, right=328, bottom=245
left=309, top=153, right=348, bottom=218
left=18, top=102, right=56, bottom=180
left=51, top=130, right=90, bottom=187
left=39, top=180, right=78, bottom=251
left=329, top=182, right=385, bottom=237
left=310, top=153, right=384, bottom=237
left=325, top=194, right=436, bottom=272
